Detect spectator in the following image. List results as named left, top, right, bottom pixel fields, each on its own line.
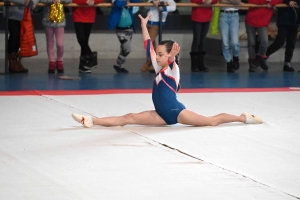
left=219, top=0, right=243, bottom=73
left=140, top=0, right=176, bottom=73
left=72, top=0, right=103, bottom=73
left=4, top=0, right=39, bottom=73
left=107, top=0, right=141, bottom=73
left=266, top=0, right=300, bottom=72
left=245, top=0, right=282, bottom=72
left=190, top=0, right=217, bottom=72
left=40, top=0, right=72, bottom=73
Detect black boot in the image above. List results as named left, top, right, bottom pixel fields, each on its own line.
left=254, top=55, right=264, bottom=67
left=283, top=62, right=295, bottom=72
left=227, top=60, right=235, bottom=73
left=79, top=56, right=91, bottom=73
left=232, top=56, right=239, bottom=70
left=190, top=52, right=199, bottom=72
left=198, top=52, right=208, bottom=72
left=248, top=58, right=259, bottom=72
left=85, top=52, right=98, bottom=69
left=260, top=58, right=269, bottom=71
left=89, top=52, right=98, bottom=68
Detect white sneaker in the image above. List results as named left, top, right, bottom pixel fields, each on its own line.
left=242, top=112, right=263, bottom=124
left=72, top=113, right=94, bottom=128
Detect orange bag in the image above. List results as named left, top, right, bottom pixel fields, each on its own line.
left=19, top=7, right=38, bottom=57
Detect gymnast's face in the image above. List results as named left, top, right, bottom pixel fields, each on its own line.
left=156, top=45, right=169, bottom=67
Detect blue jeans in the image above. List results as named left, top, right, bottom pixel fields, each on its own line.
left=219, top=12, right=240, bottom=62
left=246, top=24, right=268, bottom=59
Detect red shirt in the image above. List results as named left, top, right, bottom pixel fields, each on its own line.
left=72, top=0, right=103, bottom=23
left=190, top=0, right=218, bottom=23
left=246, top=0, right=283, bottom=27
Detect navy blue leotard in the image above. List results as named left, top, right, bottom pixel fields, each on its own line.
left=144, top=39, right=186, bottom=125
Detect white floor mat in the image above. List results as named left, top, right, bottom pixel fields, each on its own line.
left=0, top=91, right=299, bottom=199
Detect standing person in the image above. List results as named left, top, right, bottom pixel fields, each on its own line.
left=107, top=0, right=141, bottom=73
left=4, top=0, right=39, bottom=73
left=72, top=0, right=103, bottom=73
left=218, top=0, right=243, bottom=73
left=140, top=0, right=176, bottom=73
left=245, top=0, right=282, bottom=72
left=265, top=0, right=300, bottom=72
left=71, top=14, right=263, bottom=128
left=40, top=0, right=72, bottom=73
left=190, top=0, right=218, bottom=72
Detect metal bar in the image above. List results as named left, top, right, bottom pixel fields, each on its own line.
left=4, top=0, right=10, bottom=74
left=158, top=9, right=162, bottom=43
left=0, top=2, right=291, bottom=7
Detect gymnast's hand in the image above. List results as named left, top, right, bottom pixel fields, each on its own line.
left=168, top=42, right=180, bottom=61
left=138, top=14, right=152, bottom=27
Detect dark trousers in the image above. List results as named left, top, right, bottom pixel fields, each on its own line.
left=191, top=21, right=210, bottom=53
left=266, top=25, right=300, bottom=62
left=74, top=22, right=93, bottom=56
left=8, top=19, right=21, bottom=54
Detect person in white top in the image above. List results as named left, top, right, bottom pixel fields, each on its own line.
left=140, top=0, right=176, bottom=73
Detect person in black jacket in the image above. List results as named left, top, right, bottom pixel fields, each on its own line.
left=266, top=0, right=300, bottom=72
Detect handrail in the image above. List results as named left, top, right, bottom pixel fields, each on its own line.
left=0, top=2, right=290, bottom=74
left=0, top=2, right=290, bottom=7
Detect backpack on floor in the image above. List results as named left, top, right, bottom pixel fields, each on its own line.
left=19, top=6, right=38, bottom=57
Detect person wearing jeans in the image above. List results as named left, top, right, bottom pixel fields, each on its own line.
left=266, top=0, right=300, bottom=72
left=246, top=24, right=269, bottom=71
left=245, top=0, right=282, bottom=72
left=219, top=0, right=242, bottom=73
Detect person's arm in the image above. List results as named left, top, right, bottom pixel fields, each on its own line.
left=138, top=14, right=161, bottom=73
left=139, top=14, right=151, bottom=41
left=160, top=0, right=176, bottom=12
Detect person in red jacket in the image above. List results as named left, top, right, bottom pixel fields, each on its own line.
left=245, top=0, right=282, bottom=72
left=72, top=0, right=103, bottom=73
left=190, top=0, right=218, bottom=72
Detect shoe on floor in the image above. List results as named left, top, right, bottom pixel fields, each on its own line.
left=114, top=65, right=129, bottom=73
left=79, top=65, right=91, bottom=73
left=283, top=62, right=294, bottom=72
left=260, top=59, right=269, bottom=71
left=248, top=59, right=259, bottom=72
left=232, top=56, right=239, bottom=70
left=242, top=112, right=263, bottom=124
left=72, top=113, right=93, bottom=128
left=226, top=60, right=235, bottom=73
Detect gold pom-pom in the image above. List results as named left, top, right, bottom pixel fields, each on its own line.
left=49, top=2, right=65, bottom=23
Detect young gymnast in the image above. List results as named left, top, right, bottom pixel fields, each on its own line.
left=71, top=14, right=263, bottom=128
